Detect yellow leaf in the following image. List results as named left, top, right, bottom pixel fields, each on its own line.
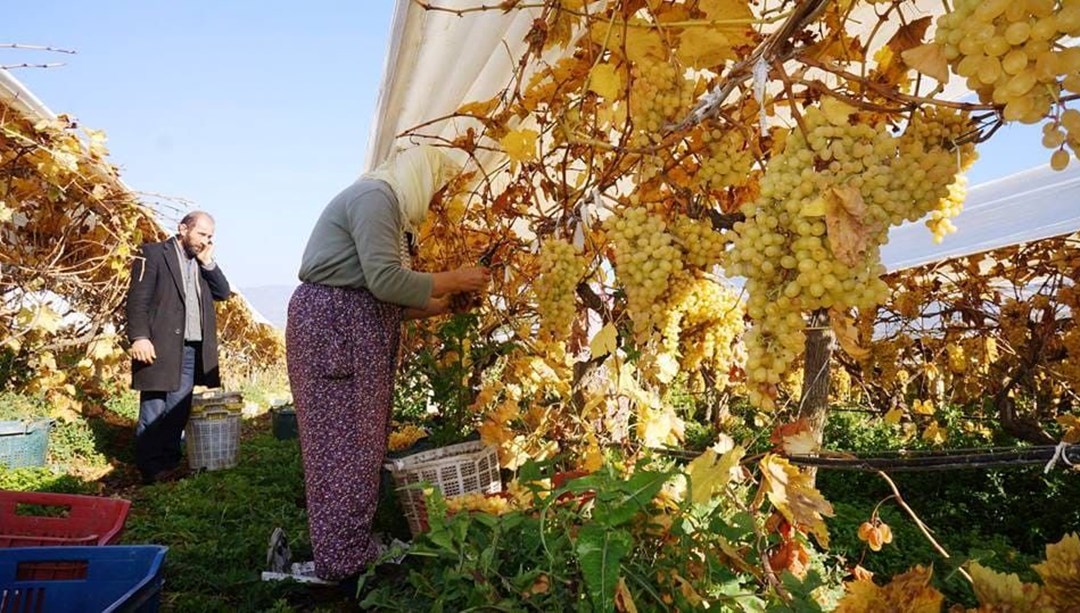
left=835, top=565, right=943, bottom=613
left=1057, top=415, right=1080, bottom=444
left=686, top=445, right=745, bottom=504
left=654, top=352, right=680, bottom=384
left=901, top=43, right=950, bottom=84
left=457, top=97, right=500, bottom=117
left=20, top=305, right=63, bottom=335
left=825, top=185, right=877, bottom=268
left=969, top=563, right=1049, bottom=611
left=500, top=129, right=539, bottom=163
left=581, top=432, right=603, bottom=473
left=675, top=28, right=736, bottom=68
left=637, top=406, right=684, bottom=447
left=912, top=399, right=935, bottom=415
left=922, top=419, right=947, bottom=445
left=1034, top=533, right=1080, bottom=608
left=760, top=454, right=834, bottom=547
left=587, top=63, right=622, bottom=99
left=590, top=322, right=618, bottom=358
left=673, top=573, right=706, bottom=607
left=821, top=97, right=857, bottom=126
left=883, top=407, right=903, bottom=425
left=614, top=576, right=638, bottom=613
left=86, top=336, right=117, bottom=361
left=829, top=308, right=870, bottom=360
left=625, top=27, right=666, bottom=64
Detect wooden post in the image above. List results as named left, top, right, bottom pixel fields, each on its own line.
left=798, top=309, right=833, bottom=483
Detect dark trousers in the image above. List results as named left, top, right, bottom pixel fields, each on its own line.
left=136, top=343, right=197, bottom=479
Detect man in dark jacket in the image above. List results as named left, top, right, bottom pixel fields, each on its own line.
left=126, top=211, right=232, bottom=484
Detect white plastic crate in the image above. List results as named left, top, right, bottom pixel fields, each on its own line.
left=185, top=408, right=240, bottom=471
left=383, top=440, right=502, bottom=536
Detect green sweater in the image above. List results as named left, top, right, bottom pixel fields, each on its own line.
left=298, top=180, right=433, bottom=309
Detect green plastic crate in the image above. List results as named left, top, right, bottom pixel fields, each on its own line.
left=0, top=419, right=51, bottom=468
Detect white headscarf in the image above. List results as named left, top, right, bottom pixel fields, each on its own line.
left=363, top=145, right=457, bottom=234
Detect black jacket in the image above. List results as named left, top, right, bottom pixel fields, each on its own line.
left=125, top=238, right=232, bottom=391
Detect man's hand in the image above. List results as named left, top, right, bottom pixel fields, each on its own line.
left=131, top=338, right=157, bottom=364
left=197, top=240, right=215, bottom=266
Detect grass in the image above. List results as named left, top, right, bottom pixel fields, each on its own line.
left=0, top=378, right=361, bottom=612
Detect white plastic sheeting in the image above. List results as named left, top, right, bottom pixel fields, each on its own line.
left=364, top=1, right=545, bottom=171
left=367, top=1, right=1080, bottom=271
left=881, top=164, right=1080, bottom=271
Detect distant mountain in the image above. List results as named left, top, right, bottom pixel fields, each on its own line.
left=238, top=285, right=296, bottom=330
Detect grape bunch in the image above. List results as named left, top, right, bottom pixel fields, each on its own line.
left=694, top=125, right=755, bottom=192
left=629, top=56, right=696, bottom=147
left=935, top=0, right=1080, bottom=167
left=726, top=101, right=976, bottom=409
left=672, top=213, right=727, bottom=270
left=534, top=238, right=587, bottom=341
left=444, top=492, right=515, bottom=516
left=603, top=206, right=684, bottom=341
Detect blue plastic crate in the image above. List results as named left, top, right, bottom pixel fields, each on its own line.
left=0, top=545, right=167, bottom=613
left=0, top=419, right=51, bottom=469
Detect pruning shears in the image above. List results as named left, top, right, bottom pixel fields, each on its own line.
left=478, top=239, right=506, bottom=268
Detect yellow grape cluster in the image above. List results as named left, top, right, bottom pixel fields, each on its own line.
left=695, top=126, right=755, bottom=191
left=727, top=103, right=975, bottom=409
left=935, top=0, right=1080, bottom=166
left=387, top=424, right=427, bottom=451
left=671, top=213, right=726, bottom=270
left=444, top=492, right=515, bottom=515
left=925, top=177, right=967, bottom=243
left=603, top=206, right=684, bottom=340
left=890, top=107, right=978, bottom=229
left=535, top=238, right=586, bottom=340
left=1044, top=109, right=1080, bottom=169
left=629, top=57, right=695, bottom=146
left=668, top=276, right=745, bottom=386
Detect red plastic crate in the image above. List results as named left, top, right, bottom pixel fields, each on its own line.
left=0, top=491, right=132, bottom=548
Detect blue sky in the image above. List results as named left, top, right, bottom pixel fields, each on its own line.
left=4, top=1, right=395, bottom=289
left=2, top=2, right=1053, bottom=290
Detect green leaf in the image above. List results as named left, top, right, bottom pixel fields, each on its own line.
left=576, top=524, right=632, bottom=613
left=593, top=470, right=668, bottom=528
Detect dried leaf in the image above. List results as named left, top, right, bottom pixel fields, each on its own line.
left=902, top=43, right=950, bottom=84
left=760, top=454, right=834, bottom=547
left=614, top=576, right=638, bottom=613
left=825, top=185, right=877, bottom=268
left=883, top=407, right=903, bottom=425
left=770, top=419, right=819, bottom=455
left=835, top=565, right=943, bottom=613
left=886, top=16, right=932, bottom=58
left=1034, top=533, right=1080, bottom=608
left=830, top=308, right=870, bottom=360
left=969, top=563, right=1049, bottom=611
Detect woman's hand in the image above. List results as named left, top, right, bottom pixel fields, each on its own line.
left=453, top=266, right=491, bottom=292
left=431, top=266, right=491, bottom=297
left=404, top=296, right=451, bottom=321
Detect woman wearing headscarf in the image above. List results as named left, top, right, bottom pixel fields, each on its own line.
left=286, top=145, right=490, bottom=583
